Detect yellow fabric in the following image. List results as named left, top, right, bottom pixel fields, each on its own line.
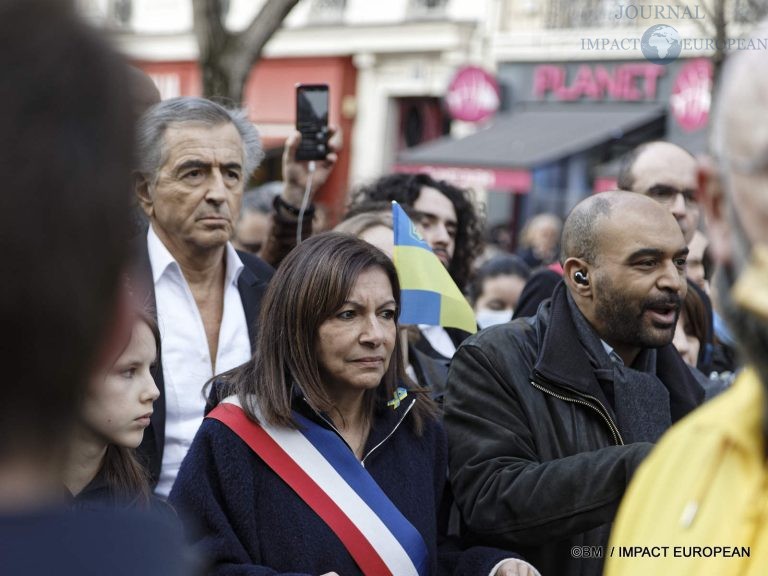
left=732, top=244, right=768, bottom=320
left=605, top=369, right=768, bottom=576
left=393, top=245, right=477, bottom=334
left=394, top=245, right=455, bottom=291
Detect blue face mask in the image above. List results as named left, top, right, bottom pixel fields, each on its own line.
left=475, top=308, right=513, bottom=329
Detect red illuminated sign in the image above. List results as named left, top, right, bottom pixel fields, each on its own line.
left=446, top=66, right=500, bottom=123
left=670, top=59, right=712, bottom=132
left=533, top=64, right=666, bottom=101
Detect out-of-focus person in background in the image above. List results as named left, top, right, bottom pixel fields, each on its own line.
left=516, top=213, right=562, bottom=269
left=170, top=233, right=537, bottom=576
left=334, top=208, right=394, bottom=258
left=469, top=255, right=531, bottom=329
left=672, top=287, right=731, bottom=399
left=617, top=141, right=700, bottom=245
left=0, top=1, right=191, bottom=574
left=686, top=229, right=711, bottom=294
left=232, top=182, right=282, bottom=254
left=688, top=228, right=740, bottom=375
left=606, top=27, right=768, bottom=576
left=673, top=289, right=707, bottom=369
left=481, top=222, right=514, bottom=261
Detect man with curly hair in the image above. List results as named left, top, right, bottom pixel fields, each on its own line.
left=351, top=173, right=484, bottom=292
left=350, top=173, right=484, bottom=380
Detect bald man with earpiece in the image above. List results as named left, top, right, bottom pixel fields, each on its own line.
left=445, top=191, right=704, bottom=576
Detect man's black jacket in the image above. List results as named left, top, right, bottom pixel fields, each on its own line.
left=444, top=281, right=704, bottom=576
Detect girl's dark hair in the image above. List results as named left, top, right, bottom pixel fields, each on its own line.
left=99, top=304, right=158, bottom=507
left=468, top=254, right=531, bottom=304
left=350, top=173, right=484, bottom=290
left=101, top=444, right=151, bottom=507
left=218, top=232, right=437, bottom=434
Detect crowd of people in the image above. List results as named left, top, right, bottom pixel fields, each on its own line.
left=4, top=1, right=768, bottom=575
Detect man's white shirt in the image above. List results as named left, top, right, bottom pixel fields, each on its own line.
left=418, top=324, right=457, bottom=359
left=147, top=226, right=251, bottom=497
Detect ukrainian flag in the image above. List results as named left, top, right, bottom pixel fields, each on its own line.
left=392, top=201, right=476, bottom=334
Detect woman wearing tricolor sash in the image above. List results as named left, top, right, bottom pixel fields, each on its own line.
left=169, top=233, right=538, bottom=576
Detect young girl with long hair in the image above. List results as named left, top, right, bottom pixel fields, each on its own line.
left=65, top=307, right=159, bottom=509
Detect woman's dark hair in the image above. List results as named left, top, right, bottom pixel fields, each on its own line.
left=468, top=254, right=531, bottom=305
left=350, top=173, right=484, bottom=290
left=99, top=304, right=158, bottom=507
left=219, top=232, right=436, bottom=434
left=681, top=285, right=708, bottom=349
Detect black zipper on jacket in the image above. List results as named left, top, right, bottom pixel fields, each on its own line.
left=530, top=372, right=624, bottom=446
left=301, top=397, right=416, bottom=468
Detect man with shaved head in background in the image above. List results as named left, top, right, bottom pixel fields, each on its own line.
left=606, top=26, right=768, bottom=576
left=445, top=192, right=704, bottom=576
left=618, top=140, right=700, bottom=245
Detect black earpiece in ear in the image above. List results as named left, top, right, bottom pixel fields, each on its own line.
left=574, top=271, right=589, bottom=286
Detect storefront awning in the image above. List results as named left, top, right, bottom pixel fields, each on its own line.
left=396, top=103, right=666, bottom=192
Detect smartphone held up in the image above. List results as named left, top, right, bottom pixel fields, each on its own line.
left=295, top=83, right=329, bottom=161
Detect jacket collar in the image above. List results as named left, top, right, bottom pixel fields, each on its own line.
left=291, top=383, right=416, bottom=455
left=534, top=281, right=607, bottom=398
left=534, top=281, right=704, bottom=420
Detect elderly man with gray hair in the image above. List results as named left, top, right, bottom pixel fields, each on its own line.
left=132, top=97, right=275, bottom=495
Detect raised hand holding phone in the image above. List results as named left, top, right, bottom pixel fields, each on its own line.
left=295, top=83, right=329, bottom=161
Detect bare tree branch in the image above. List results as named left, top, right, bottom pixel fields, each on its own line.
left=673, top=0, right=713, bottom=35
left=192, top=0, right=229, bottom=62
left=240, top=0, right=300, bottom=59
left=192, top=0, right=300, bottom=102
left=743, top=0, right=768, bottom=20
left=697, top=0, right=717, bottom=22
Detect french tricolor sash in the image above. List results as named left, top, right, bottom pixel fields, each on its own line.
left=207, top=398, right=430, bottom=576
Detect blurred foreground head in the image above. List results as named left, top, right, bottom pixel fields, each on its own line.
left=0, top=0, right=134, bottom=477
left=702, top=26, right=768, bottom=387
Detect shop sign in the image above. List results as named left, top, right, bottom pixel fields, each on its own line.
left=669, top=58, right=712, bottom=132
left=445, top=66, right=500, bottom=123
left=395, top=164, right=531, bottom=193
left=533, top=63, right=666, bottom=101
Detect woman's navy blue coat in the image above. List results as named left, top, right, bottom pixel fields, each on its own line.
left=169, top=394, right=519, bottom=575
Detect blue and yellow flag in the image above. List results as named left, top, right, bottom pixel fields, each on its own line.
left=392, top=202, right=476, bottom=334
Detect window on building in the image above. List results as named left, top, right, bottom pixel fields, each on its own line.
left=76, top=0, right=105, bottom=19
left=110, top=0, right=132, bottom=28
left=309, top=0, right=346, bottom=23
left=545, top=0, right=624, bottom=28
left=408, top=0, right=449, bottom=19
left=396, top=97, right=449, bottom=153
left=733, top=0, right=768, bottom=23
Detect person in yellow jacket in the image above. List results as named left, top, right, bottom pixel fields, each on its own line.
left=605, top=29, right=768, bottom=576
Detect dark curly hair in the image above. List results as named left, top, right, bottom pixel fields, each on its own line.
left=349, top=173, right=484, bottom=290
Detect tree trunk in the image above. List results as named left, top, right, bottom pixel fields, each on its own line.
left=192, top=0, right=301, bottom=104
left=711, top=0, right=727, bottom=94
